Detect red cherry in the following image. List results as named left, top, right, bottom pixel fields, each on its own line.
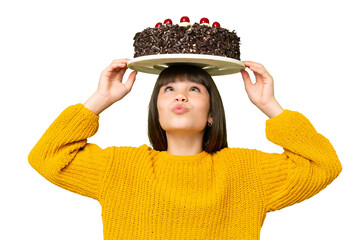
left=200, top=18, right=209, bottom=24
left=180, top=16, right=190, bottom=23
left=164, top=19, right=173, bottom=25
left=155, top=22, right=162, bottom=28
left=212, top=22, right=220, bottom=28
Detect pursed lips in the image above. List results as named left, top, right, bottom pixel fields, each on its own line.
left=172, top=104, right=189, bottom=114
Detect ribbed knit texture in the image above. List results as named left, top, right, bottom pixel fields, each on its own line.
left=28, top=104, right=342, bottom=240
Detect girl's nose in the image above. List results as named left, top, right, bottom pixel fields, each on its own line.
left=174, top=93, right=187, bottom=102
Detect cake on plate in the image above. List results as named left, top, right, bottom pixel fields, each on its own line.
left=133, top=17, right=241, bottom=60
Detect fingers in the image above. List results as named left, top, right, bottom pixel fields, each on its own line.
left=112, top=58, right=130, bottom=63
left=103, top=59, right=130, bottom=73
left=107, top=58, right=130, bottom=71
left=111, top=58, right=130, bottom=66
left=242, top=61, right=273, bottom=82
left=243, top=61, right=264, bottom=69
left=240, top=69, right=253, bottom=89
left=101, top=58, right=132, bottom=82
left=243, top=61, right=269, bottom=75
left=124, top=70, right=138, bottom=92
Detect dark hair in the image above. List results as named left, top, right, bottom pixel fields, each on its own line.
left=148, top=64, right=228, bottom=153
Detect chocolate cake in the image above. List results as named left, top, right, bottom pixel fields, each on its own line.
left=133, top=17, right=241, bottom=60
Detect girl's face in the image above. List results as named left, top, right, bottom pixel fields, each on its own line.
left=157, top=79, right=212, bottom=135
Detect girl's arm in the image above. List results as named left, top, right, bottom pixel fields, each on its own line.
left=28, top=59, right=138, bottom=200
left=240, top=61, right=341, bottom=211
left=259, top=109, right=342, bottom=211
left=28, top=104, right=107, bottom=200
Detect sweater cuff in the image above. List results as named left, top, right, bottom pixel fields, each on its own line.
left=265, top=109, right=293, bottom=125
left=77, top=103, right=100, bottom=120
left=265, top=109, right=317, bottom=147
left=70, top=103, right=99, bottom=137
left=50, top=103, right=100, bottom=142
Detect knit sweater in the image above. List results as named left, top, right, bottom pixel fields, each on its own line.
left=28, top=104, right=342, bottom=240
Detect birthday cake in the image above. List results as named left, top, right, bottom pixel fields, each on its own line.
left=133, top=17, right=241, bottom=60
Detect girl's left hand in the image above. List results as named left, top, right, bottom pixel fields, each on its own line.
left=240, top=61, right=284, bottom=118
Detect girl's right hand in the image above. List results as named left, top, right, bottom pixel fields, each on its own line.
left=97, top=58, right=137, bottom=104
left=84, top=59, right=138, bottom=115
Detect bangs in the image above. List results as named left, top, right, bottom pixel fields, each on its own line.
left=157, top=64, right=210, bottom=89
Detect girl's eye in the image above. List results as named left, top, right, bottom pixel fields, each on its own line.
left=190, top=86, right=200, bottom=92
left=164, top=86, right=174, bottom=92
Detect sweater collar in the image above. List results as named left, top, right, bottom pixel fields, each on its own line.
left=157, top=150, right=209, bottom=163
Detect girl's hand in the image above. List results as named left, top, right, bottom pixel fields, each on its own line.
left=84, top=59, right=138, bottom=115
left=240, top=61, right=284, bottom=118
left=97, top=58, right=137, bottom=103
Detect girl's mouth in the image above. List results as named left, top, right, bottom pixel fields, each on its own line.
left=172, top=104, right=189, bottom=114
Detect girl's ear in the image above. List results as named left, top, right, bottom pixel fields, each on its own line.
left=208, top=114, right=213, bottom=124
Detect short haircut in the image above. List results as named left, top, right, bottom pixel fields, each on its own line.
left=148, top=64, right=228, bottom=153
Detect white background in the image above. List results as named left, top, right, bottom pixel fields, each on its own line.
left=1, top=0, right=359, bottom=239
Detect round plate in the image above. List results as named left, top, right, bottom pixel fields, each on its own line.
left=127, top=54, right=244, bottom=76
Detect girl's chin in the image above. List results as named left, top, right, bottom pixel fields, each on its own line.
left=160, top=119, right=207, bottom=133
left=162, top=125, right=206, bottom=134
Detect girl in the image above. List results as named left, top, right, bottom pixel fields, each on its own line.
left=29, top=59, right=342, bottom=239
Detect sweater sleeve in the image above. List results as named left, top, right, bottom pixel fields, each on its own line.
left=258, top=110, right=342, bottom=212
left=28, top=103, right=109, bottom=201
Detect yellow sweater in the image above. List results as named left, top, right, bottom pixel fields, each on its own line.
left=28, top=104, right=342, bottom=240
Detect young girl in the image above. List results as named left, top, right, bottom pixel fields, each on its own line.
left=29, top=59, right=342, bottom=239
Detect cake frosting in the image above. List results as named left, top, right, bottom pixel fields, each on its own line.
left=133, top=17, right=241, bottom=60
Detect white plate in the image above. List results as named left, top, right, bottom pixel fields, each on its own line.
left=127, top=54, right=244, bottom=76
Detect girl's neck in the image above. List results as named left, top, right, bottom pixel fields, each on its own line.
left=165, top=132, right=204, bottom=155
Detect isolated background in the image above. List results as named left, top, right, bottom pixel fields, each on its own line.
left=1, top=0, right=359, bottom=239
